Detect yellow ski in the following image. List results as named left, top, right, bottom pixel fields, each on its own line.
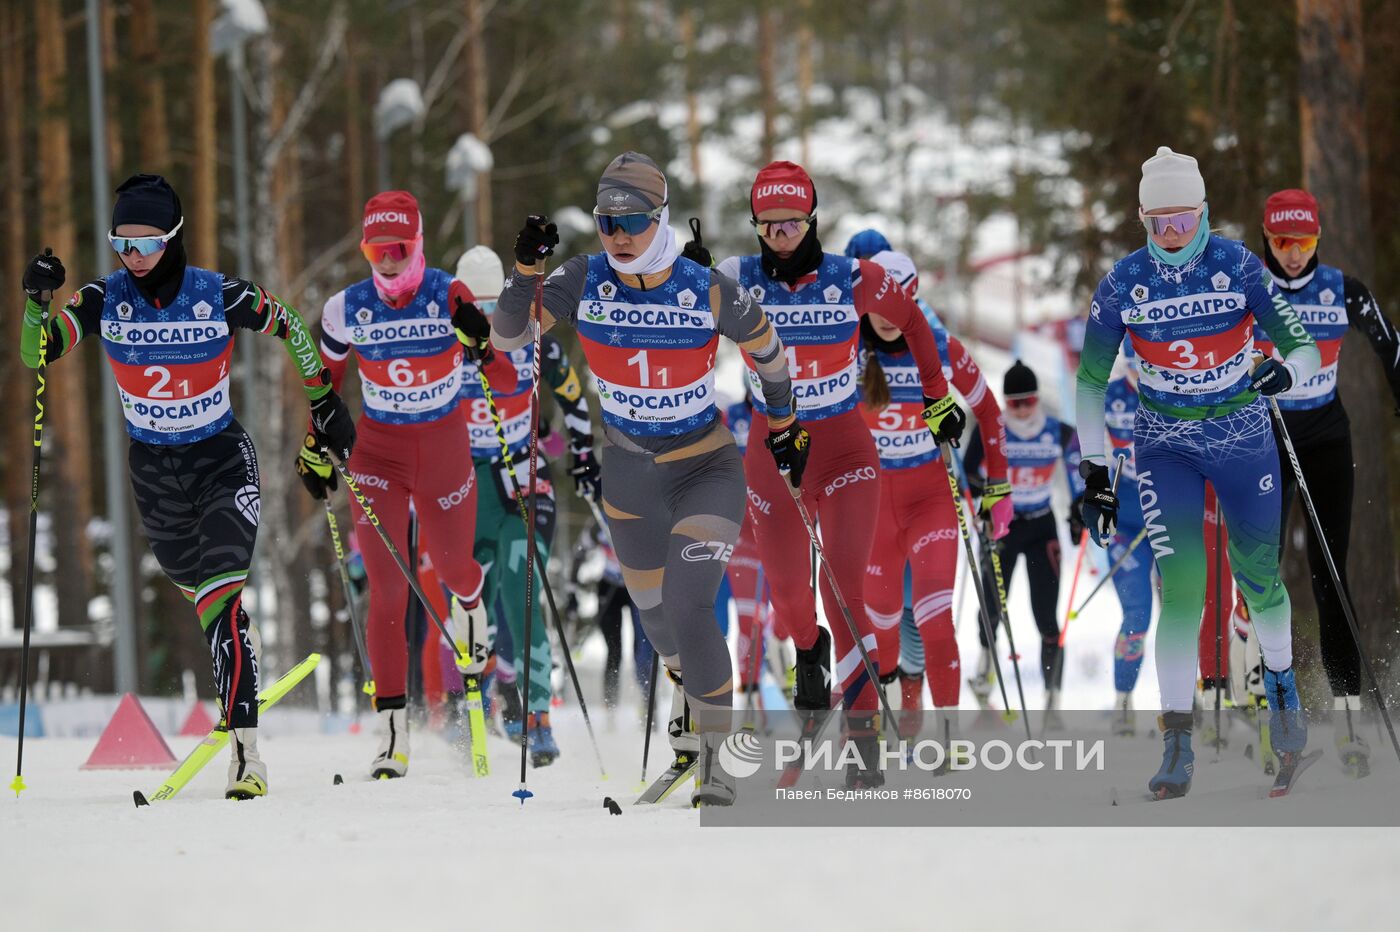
left=134, top=653, right=321, bottom=806
left=463, top=673, right=491, bottom=777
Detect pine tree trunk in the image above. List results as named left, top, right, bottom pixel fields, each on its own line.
left=35, top=0, right=94, bottom=633
left=2, top=4, right=30, bottom=633
left=1297, top=0, right=1400, bottom=688
left=344, top=48, right=365, bottom=232
left=190, top=0, right=218, bottom=267
left=758, top=9, right=776, bottom=165
left=129, top=0, right=170, bottom=170
left=466, top=0, right=491, bottom=246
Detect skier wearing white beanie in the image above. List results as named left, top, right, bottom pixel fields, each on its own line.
left=1139, top=146, right=1206, bottom=212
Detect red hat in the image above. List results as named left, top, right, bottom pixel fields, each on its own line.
left=751, top=161, right=816, bottom=216
left=363, top=190, right=421, bottom=241
left=1262, top=189, right=1320, bottom=236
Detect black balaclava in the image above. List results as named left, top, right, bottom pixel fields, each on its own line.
left=1260, top=227, right=1319, bottom=291
left=112, top=173, right=187, bottom=307
left=759, top=211, right=824, bottom=287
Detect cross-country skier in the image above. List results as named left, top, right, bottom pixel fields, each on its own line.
left=454, top=244, right=598, bottom=763
left=859, top=249, right=1011, bottom=740
left=297, top=191, right=517, bottom=779
left=1075, top=347, right=1156, bottom=733
left=1253, top=188, right=1400, bottom=777
left=19, top=173, right=356, bottom=799
left=1076, top=147, right=1320, bottom=799
left=964, top=360, right=1081, bottom=714
left=491, top=151, right=798, bottom=807
left=717, top=161, right=965, bottom=788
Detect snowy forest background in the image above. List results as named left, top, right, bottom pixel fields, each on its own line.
left=1, top=0, right=1398, bottom=708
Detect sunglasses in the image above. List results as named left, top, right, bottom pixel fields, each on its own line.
left=1142, top=206, right=1203, bottom=237
left=751, top=216, right=814, bottom=239
left=109, top=217, right=185, bottom=257
left=1006, top=396, right=1038, bottom=409
left=593, top=204, right=665, bottom=237
left=361, top=236, right=421, bottom=264
left=1268, top=234, right=1319, bottom=254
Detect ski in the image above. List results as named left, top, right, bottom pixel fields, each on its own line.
left=133, top=653, right=322, bottom=807
left=635, top=752, right=698, bottom=804
left=462, top=673, right=491, bottom=778
left=1269, top=749, right=1323, bottom=798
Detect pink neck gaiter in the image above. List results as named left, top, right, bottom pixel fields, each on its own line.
left=373, top=239, right=426, bottom=304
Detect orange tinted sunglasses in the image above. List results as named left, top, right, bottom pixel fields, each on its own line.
left=1268, top=234, right=1319, bottom=254
left=361, top=237, right=421, bottom=264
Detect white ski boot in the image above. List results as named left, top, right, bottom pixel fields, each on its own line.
left=371, top=705, right=410, bottom=779
left=1335, top=695, right=1371, bottom=779
left=1113, top=691, right=1135, bottom=737
left=1044, top=688, right=1065, bottom=731
left=691, top=729, right=738, bottom=808
left=450, top=595, right=492, bottom=675
left=226, top=727, right=268, bottom=799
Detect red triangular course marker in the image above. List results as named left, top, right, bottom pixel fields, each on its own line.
left=81, top=693, right=177, bottom=770
left=178, top=701, right=218, bottom=737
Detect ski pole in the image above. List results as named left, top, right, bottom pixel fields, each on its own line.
left=1059, top=529, right=1091, bottom=645
left=937, top=444, right=1020, bottom=726
left=783, top=481, right=901, bottom=732
left=1065, top=525, right=1149, bottom=620
left=476, top=366, right=607, bottom=780
left=328, top=457, right=464, bottom=665
left=1212, top=487, right=1224, bottom=750
left=514, top=267, right=547, bottom=804
left=639, top=650, right=660, bottom=787
left=11, top=259, right=52, bottom=798
left=323, top=498, right=374, bottom=698
left=1267, top=395, right=1400, bottom=766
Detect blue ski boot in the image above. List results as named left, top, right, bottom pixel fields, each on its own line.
left=527, top=711, right=560, bottom=768
left=1148, top=712, right=1195, bottom=799
left=1264, top=666, right=1308, bottom=756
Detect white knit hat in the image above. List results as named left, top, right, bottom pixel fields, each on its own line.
left=869, top=249, right=919, bottom=295
left=455, top=245, right=505, bottom=301
left=1139, top=146, right=1206, bottom=211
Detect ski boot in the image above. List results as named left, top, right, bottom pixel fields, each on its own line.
left=1334, top=696, right=1371, bottom=779
left=370, top=701, right=410, bottom=779
left=968, top=648, right=996, bottom=719
left=1148, top=712, right=1195, bottom=799
left=1113, top=691, right=1135, bottom=737
left=897, top=667, right=924, bottom=739
left=691, top=729, right=739, bottom=808
left=1195, top=678, right=1230, bottom=750
left=450, top=594, right=492, bottom=676
left=226, top=727, right=268, bottom=800
left=527, top=711, right=560, bottom=768
left=844, top=713, right=885, bottom=789
left=659, top=667, right=700, bottom=790
left=792, top=627, right=833, bottom=711
left=930, top=708, right=968, bottom=775
left=1265, top=666, right=1308, bottom=756
left=498, top=677, right=525, bottom=744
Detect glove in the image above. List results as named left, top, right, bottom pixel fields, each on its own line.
left=681, top=217, right=712, bottom=267
left=921, top=394, right=967, bottom=446
left=1068, top=495, right=1087, bottom=542
left=979, top=478, right=1013, bottom=541
left=569, top=450, right=602, bottom=503
left=451, top=293, right=492, bottom=362
left=309, top=387, right=356, bottom=462
left=295, top=432, right=337, bottom=500
left=1078, top=460, right=1119, bottom=547
left=1249, top=357, right=1293, bottom=397
left=766, top=421, right=811, bottom=489
left=23, top=249, right=65, bottom=297
left=514, top=215, right=559, bottom=267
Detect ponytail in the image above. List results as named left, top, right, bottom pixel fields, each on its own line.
left=861, top=348, right=891, bottom=412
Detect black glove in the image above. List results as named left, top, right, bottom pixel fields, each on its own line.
left=1249, top=358, right=1293, bottom=397
left=1078, top=460, right=1118, bottom=547
left=766, top=421, right=811, bottom=489
left=295, top=432, right=337, bottom=500
left=681, top=217, right=712, bottom=267
left=23, top=249, right=65, bottom=298
left=921, top=393, right=967, bottom=446
left=570, top=450, right=602, bottom=503
left=514, top=215, right=559, bottom=267
left=310, top=387, right=357, bottom=462
left=452, top=293, right=492, bottom=362
left=1068, top=495, right=1087, bottom=542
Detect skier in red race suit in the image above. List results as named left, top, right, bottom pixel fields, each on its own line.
left=297, top=191, right=518, bottom=779
left=717, top=161, right=966, bottom=786
left=857, top=249, right=1011, bottom=737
